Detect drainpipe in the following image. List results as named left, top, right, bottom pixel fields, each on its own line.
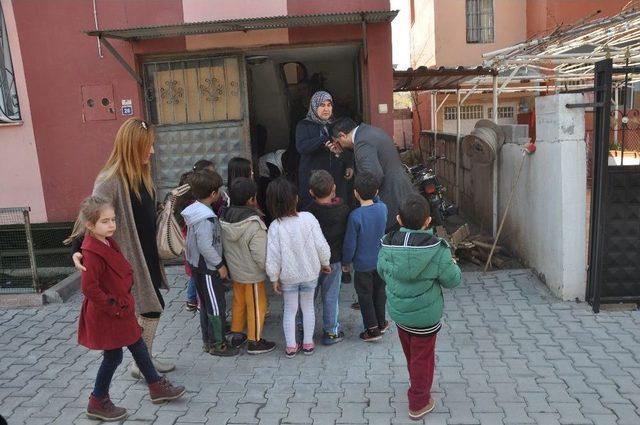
left=455, top=89, right=461, bottom=206
left=93, top=0, right=103, bottom=58
left=492, top=75, right=499, bottom=238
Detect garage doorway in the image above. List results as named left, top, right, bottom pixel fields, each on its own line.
left=244, top=44, right=363, bottom=183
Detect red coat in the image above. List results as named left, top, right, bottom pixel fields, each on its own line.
left=77, top=235, right=142, bottom=350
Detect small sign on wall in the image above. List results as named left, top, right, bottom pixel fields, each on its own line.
left=121, top=100, right=133, bottom=116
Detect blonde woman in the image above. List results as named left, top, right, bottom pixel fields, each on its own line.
left=72, top=117, right=174, bottom=376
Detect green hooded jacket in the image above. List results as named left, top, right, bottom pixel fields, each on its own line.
left=377, top=228, right=461, bottom=328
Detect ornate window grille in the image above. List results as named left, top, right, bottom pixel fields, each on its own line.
left=0, top=4, right=20, bottom=123
left=466, top=0, right=494, bottom=44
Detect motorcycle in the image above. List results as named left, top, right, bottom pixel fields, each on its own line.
left=405, top=156, right=458, bottom=226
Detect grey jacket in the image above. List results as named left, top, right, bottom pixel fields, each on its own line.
left=354, top=124, right=416, bottom=230
left=220, top=206, right=267, bottom=284
left=181, top=201, right=224, bottom=273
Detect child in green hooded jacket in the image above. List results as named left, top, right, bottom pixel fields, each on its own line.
left=377, top=194, right=461, bottom=421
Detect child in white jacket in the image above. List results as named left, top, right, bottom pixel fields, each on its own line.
left=265, top=178, right=331, bottom=358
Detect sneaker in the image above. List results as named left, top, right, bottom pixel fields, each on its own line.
left=359, top=328, right=382, bottom=342
left=230, top=333, right=248, bottom=349
left=209, top=343, right=240, bottom=357
left=148, top=376, right=186, bottom=404
left=185, top=301, right=198, bottom=312
left=378, top=321, right=391, bottom=334
left=247, top=339, right=276, bottom=354
left=321, top=331, right=345, bottom=346
left=86, top=393, right=127, bottom=421
left=351, top=302, right=360, bottom=310
left=409, top=398, right=436, bottom=420
left=285, top=344, right=301, bottom=358
left=302, top=343, right=315, bottom=355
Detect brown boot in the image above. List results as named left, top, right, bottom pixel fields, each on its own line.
left=86, top=393, right=127, bottom=421
left=148, top=376, right=186, bottom=404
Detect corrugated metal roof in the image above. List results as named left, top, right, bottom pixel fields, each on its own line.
left=393, top=66, right=498, bottom=92
left=86, top=10, right=398, bottom=41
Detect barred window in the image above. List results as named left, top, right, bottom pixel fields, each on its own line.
left=444, top=106, right=457, bottom=120
left=466, top=0, right=494, bottom=44
left=488, top=106, right=515, bottom=119
left=0, top=4, right=21, bottom=123
left=460, top=105, right=484, bottom=120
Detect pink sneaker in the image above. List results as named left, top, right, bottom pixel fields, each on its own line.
left=285, top=344, right=301, bottom=359
left=302, top=343, right=315, bottom=355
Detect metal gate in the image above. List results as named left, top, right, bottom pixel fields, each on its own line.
left=143, top=56, right=250, bottom=199
left=587, top=59, right=640, bottom=312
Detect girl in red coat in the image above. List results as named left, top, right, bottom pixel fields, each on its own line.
left=66, top=196, right=185, bottom=421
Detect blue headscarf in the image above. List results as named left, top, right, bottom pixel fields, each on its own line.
left=305, top=91, right=333, bottom=126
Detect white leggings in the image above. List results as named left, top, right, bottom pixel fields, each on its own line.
left=282, top=280, right=316, bottom=348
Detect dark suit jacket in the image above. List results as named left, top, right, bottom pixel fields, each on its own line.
left=353, top=124, right=416, bottom=230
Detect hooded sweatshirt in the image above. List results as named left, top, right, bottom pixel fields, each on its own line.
left=181, top=201, right=224, bottom=273
left=220, top=206, right=267, bottom=284
left=377, top=228, right=461, bottom=332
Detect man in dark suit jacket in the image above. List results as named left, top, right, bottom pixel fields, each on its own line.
left=330, top=117, right=416, bottom=231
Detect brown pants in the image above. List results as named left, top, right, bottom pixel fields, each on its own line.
left=230, top=281, right=267, bottom=342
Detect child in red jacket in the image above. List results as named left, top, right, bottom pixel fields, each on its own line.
left=65, top=196, right=185, bottom=421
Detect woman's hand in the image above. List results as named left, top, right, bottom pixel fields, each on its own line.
left=73, top=252, right=87, bottom=272
left=272, top=280, right=282, bottom=295
left=321, top=265, right=332, bottom=274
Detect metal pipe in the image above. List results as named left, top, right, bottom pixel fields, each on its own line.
left=92, top=0, right=103, bottom=58
left=492, top=75, right=499, bottom=238
left=455, top=89, right=461, bottom=206
left=432, top=93, right=438, bottom=165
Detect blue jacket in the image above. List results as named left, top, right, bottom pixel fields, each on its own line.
left=342, top=199, right=387, bottom=272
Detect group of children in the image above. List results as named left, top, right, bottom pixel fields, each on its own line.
left=73, top=153, right=461, bottom=421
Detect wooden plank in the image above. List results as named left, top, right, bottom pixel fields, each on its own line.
left=184, top=67, right=201, bottom=123
left=224, top=57, right=242, bottom=120
left=197, top=61, right=215, bottom=123
left=170, top=67, right=187, bottom=124
left=211, top=59, right=227, bottom=122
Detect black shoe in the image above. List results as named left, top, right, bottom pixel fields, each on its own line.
left=378, top=321, right=391, bottom=334
left=230, top=333, right=247, bottom=348
left=359, top=328, right=382, bottom=342
left=209, top=343, right=239, bottom=357
left=247, top=339, right=276, bottom=354
left=185, top=301, right=197, bottom=312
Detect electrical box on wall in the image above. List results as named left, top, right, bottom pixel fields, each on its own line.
left=81, top=84, right=116, bottom=121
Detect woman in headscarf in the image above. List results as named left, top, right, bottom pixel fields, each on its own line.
left=295, top=91, right=353, bottom=209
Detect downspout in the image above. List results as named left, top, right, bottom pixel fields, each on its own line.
left=492, top=74, right=498, bottom=238
left=92, top=0, right=103, bottom=58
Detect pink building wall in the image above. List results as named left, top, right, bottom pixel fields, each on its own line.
left=8, top=0, right=394, bottom=221
left=0, top=0, right=47, bottom=222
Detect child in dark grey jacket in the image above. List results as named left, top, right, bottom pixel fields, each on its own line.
left=182, top=170, right=238, bottom=357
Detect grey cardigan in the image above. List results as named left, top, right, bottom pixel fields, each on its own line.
left=93, top=173, right=169, bottom=315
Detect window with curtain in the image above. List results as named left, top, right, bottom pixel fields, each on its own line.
left=0, top=4, right=20, bottom=123
left=466, top=0, right=494, bottom=44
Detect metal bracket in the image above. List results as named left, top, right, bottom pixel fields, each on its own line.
left=99, top=37, right=143, bottom=87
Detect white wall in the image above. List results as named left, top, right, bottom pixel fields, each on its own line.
left=499, top=94, right=587, bottom=300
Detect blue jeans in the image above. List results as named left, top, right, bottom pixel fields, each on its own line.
left=186, top=275, right=197, bottom=303
left=317, top=262, right=342, bottom=334
left=93, top=338, right=160, bottom=397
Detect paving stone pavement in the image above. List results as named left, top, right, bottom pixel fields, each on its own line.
left=1, top=267, right=640, bottom=424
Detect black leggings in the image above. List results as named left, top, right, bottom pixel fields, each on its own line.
left=92, top=338, right=160, bottom=397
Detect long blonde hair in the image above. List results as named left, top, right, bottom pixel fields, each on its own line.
left=99, top=117, right=155, bottom=200
left=63, top=196, right=113, bottom=245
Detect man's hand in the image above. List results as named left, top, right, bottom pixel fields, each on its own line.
left=321, top=265, right=332, bottom=274
left=344, top=168, right=354, bottom=180
left=272, top=280, right=282, bottom=295
left=218, top=265, right=229, bottom=280
left=72, top=252, right=87, bottom=272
